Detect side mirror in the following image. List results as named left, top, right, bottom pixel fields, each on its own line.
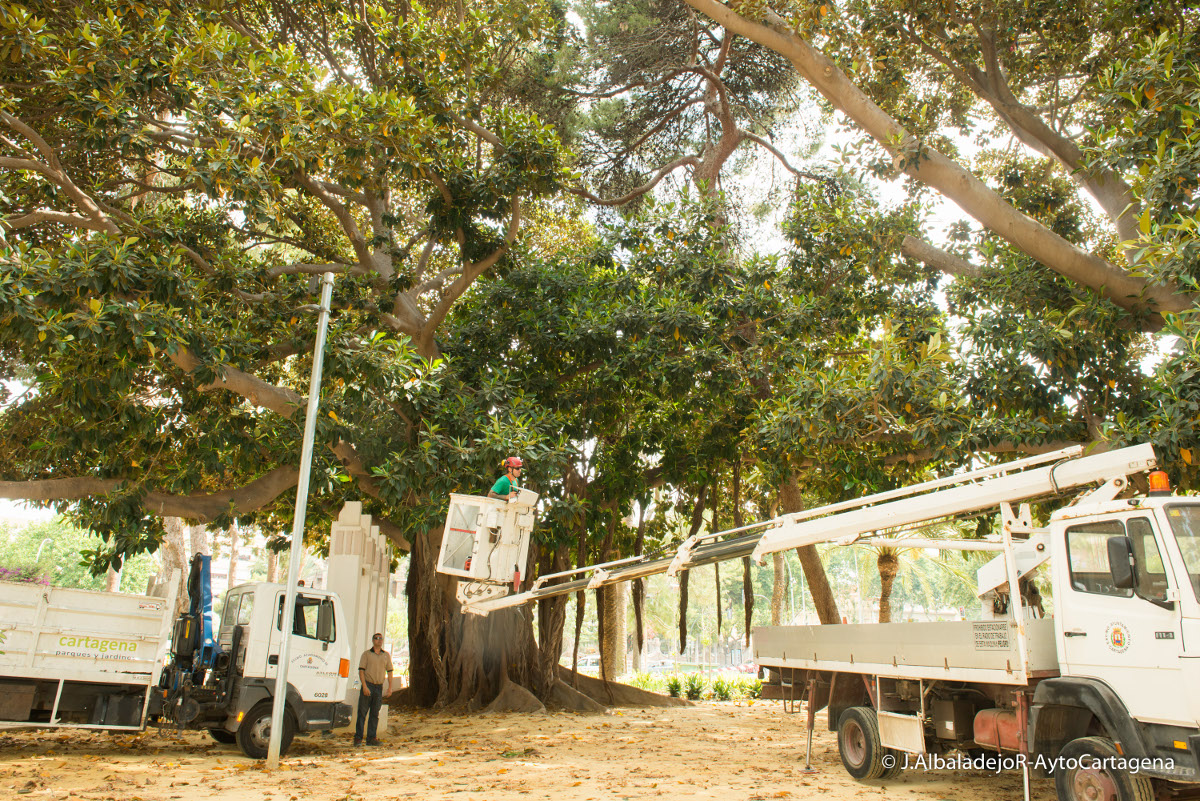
left=1108, top=536, right=1136, bottom=590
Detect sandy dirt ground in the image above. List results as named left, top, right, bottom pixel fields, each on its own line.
left=1, top=701, right=1055, bottom=801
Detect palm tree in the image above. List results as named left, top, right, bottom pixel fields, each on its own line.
left=877, top=548, right=901, bottom=623
left=868, top=540, right=981, bottom=623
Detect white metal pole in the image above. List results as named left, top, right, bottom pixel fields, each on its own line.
left=267, top=272, right=336, bottom=768
left=1001, top=513, right=1029, bottom=684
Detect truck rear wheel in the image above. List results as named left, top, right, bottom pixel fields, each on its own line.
left=837, top=707, right=900, bottom=781
left=236, top=702, right=295, bottom=760
left=1054, top=736, right=1153, bottom=801
left=208, top=729, right=237, bottom=745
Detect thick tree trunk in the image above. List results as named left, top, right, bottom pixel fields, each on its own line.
left=570, top=525, right=587, bottom=683
left=226, top=524, right=240, bottom=591
left=600, top=582, right=626, bottom=680
left=536, top=549, right=570, bottom=694
left=400, top=517, right=677, bottom=714
left=877, top=549, right=900, bottom=623
left=447, top=609, right=543, bottom=711
left=266, top=548, right=279, bottom=583
left=150, top=517, right=189, bottom=617
left=678, top=569, right=690, bottom=652
left=742, top=557, right=753, bottom=646
left=405, top=528, right=450, bottom=707
left=401, top=527, right=601, bottom=712
left=632, top=498, right=648, bottom=665
left=189, top=524, right=210, bottom=557
left=595, top=587, right=606, bottom=678
left=105, top=566, right=121, bottom=593
left=779, top=472, right=841, bottom=624
left=770, top=551, right=787, bottom=625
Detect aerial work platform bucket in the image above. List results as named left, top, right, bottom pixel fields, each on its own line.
left=436, top=489, right=537, bottom=607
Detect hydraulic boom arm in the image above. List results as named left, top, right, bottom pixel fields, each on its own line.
left=457, top=443, right=1157, bottom=616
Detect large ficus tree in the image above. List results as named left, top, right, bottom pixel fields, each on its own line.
left=0, top=0, right=566, bottom=533
left=0, top=0, right=608, bottom=709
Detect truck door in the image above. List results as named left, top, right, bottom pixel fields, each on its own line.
left=265, top=592, right=341, bottom=702
left=1056, top=514, right=1186, bottom=725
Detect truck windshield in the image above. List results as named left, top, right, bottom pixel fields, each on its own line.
left=1165, top=504, right=1200, bottom=601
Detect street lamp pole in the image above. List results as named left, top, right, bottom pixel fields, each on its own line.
left=266, top=272, right=335, bottom=769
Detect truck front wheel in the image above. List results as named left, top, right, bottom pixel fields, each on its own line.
left=236, top=702, right=296, bottom=760
left=1054, top=736, right=1153, bottom=801
left=837, top=707, right=900, bottom=781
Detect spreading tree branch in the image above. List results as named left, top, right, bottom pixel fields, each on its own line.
left=900, top=235, right=982, bottom=279
left=167, top=346, right=303, bottom=416
left=678, top=0, right=1193, bottom=324
left=568, top=156, right=701, bottom=206
left=0, top=465, right=298, bottom=521
left=740, top=132, right=821, bottom=181
left=3, top=210, right=111, bottom=233
left=417, top=195, right=524, bottom=356
left=0, top=112, right=121, bottom=236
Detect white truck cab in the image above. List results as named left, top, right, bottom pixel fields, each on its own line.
left=152, top=575, right=355, bottom=758
left=220, top=584, right=350, bottom=698
left=1029, top=494, right=1200, bottom=789
left=204, top=583, right=353, bottom=755
left=1053, top=498, right=1195, bottom=719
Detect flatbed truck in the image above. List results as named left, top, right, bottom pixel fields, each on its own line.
left=1, top=502, right=391, bottom=759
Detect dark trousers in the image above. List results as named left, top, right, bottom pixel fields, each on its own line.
left=354, top=682, right=383, bottom=741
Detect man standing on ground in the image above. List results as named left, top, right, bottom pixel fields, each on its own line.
left=354, top=633, right=392, bottom=746
left=488, top=456, right=523, bottom=500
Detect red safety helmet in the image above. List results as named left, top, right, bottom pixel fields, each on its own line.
left=504, top=456, right=523, bottom=469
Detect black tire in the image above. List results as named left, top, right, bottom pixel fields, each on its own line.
left=1054, top=736, right=1154, bottom=801
left=236, top=702, right=295, bottom=760
left=208, top=729, right=237, bottom=745
left=837, top=707, right=901, bottom=781
left=881, top=750, right=903, bottom=780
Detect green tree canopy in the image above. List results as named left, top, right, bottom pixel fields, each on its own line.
left=0, top=0, right=571, bottom=564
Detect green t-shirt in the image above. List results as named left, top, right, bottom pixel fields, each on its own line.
left=490, top=475, right=512, bottom=496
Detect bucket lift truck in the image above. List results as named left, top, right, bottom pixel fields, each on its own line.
left=436, top=443, right=1200, bottom=801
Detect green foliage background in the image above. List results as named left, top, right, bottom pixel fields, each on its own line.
left=0, top=517, right=156, bottom=592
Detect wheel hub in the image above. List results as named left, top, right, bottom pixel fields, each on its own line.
left=1071, top=764, right=1117, bottom=801
left=844, top=722, right=867, bottom=766
left=247, top=716, right=272, bottom=748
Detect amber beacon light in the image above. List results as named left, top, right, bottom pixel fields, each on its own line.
left=1148, top=470, right=1171, bottom=494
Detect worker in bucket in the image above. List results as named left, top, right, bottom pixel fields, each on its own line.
left=488, top=456, right=523, bottom=501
